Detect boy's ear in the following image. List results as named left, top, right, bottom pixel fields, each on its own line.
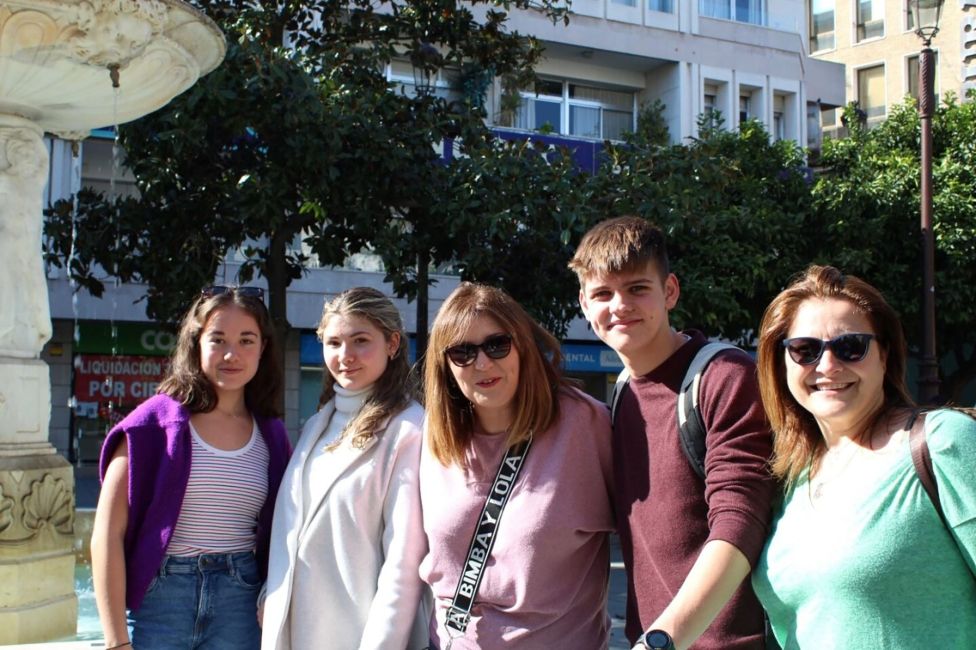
left=664, top=273, right=680, bottom=310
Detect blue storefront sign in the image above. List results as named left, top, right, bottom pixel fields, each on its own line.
left=560, top=342, right=623, bottom=373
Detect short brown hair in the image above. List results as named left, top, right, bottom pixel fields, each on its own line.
left=158, top=287, right=282, bottom=417
left=756, top=265, right=914, bottom=488
left=316, top=287, right=415, bottom=449
left=424, top=283, right=576, bottom=466
left=568, top=215, right=670, bottom=284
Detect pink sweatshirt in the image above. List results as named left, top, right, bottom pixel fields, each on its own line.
left=420, top=389, right=614, bottom=649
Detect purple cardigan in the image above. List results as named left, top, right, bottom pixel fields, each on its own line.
left=99, top=393, right=292, bottom=611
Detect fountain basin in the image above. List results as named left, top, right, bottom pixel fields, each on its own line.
left=0, top=0, right=225, bottom=138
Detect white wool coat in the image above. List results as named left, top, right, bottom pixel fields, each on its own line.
left=261, top=399, right=430, bottom=650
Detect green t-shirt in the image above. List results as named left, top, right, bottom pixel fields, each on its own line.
left=753, top=408, right=976, bottom=649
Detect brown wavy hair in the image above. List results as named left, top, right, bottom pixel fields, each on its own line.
left=158, top=287, right=282, bottom=417
left=756, top=265, right=914, bottom=489
left=424, top=282, right=580, bottom=467
left=568, top=215, right=670, bottom=283
left=316, top=287, right=415, bottom=449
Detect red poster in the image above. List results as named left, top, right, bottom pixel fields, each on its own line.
left=73, top=354, right=171, bottom=420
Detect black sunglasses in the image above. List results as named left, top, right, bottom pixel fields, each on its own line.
left=201, top=285, right=265, bottom=300
left=445, top=334, right=513, bottom=367
left=782, top=333, right=875, bottom=366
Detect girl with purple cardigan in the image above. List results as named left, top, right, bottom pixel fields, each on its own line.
left=91, top=286, right=291, bottom=650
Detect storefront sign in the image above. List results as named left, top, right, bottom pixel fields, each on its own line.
left=74, top=353, right=171, bottom=403
left=561, top=343, right=623, bottom=373
left=74, top=322, right=176, bottom=355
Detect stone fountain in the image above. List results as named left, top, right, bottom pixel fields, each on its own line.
left=0, top=0, right=223, bottom=642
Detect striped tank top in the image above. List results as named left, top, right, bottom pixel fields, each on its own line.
left=168, top=420, right=270, bottom=556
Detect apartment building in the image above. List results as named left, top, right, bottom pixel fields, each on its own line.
left=499, top=0, right=844, bottom=148
left=807, top=0, right=975, bottom=136
left=42, top=1, right=844, bottom=460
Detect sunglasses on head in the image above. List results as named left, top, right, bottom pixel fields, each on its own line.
left=782, top=333, right=875, bottom=366
left=445, top=334, right=513, bottom=367
left=201, top=285, right=265, bottom=300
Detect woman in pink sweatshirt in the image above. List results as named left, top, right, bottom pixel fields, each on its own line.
left=420, top=282, right=615, bottom=649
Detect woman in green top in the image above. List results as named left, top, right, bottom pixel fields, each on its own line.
left=751, top=265, right=976, bottom=649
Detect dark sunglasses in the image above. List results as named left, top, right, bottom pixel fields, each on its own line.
left=445, top=334, right=513, bottom=367
left=201, top=285, right=265, bottom=300
left=782, top=333, right=875, bottom=366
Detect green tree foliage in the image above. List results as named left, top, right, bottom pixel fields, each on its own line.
left=586, top=106, right=814, bottom=343
left=812, top=95, right=976, bottom=401
left=44, top=0, right=568, bottom=359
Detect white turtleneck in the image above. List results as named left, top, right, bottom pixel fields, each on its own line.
left=301, top=384, right=371, bottom=517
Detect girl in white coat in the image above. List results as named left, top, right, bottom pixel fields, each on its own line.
left=261, top=287, right=429, bottom=650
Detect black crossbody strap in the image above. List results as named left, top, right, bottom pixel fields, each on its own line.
left=444, top=436, right=533, bottom=639
left=907, top=410, right=950, bottom=530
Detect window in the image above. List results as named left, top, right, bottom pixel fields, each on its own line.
left=856, top=0, right=884, bottom=41
left=809, top=0, right=835, bottom=51
left=857, top=65, right=886, bottom=122
left=907, top=52, right=939, bottom=102
left=515, top=80, right=563, bottom=133
left=516, top=80, right=636, bottom=141
left=906, top=0, right=915, bottom=31
left=613, top=0, right=638, bottom=6
left=772, top=95, right=787, bottom=140
left=822, top=107, right=839, bottom=128
left=387, top=60, right=459, bottom=100
left=649, top=0, right=675, bottom=12
left=739, top=95, right=752, bottom=123
left=700, top=0, right=764, bottom=24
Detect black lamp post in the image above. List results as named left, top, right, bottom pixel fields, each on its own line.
left=910, top=0, right=944, bottom=404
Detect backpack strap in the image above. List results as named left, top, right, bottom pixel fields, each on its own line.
left=907, top=410, right=950, bottom=530
left=609, top=367, right=630, bottom=426
left=677, top=342, right=739, bottom=480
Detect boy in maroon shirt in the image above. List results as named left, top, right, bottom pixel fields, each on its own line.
left=569, top=216, right=774, bottom=650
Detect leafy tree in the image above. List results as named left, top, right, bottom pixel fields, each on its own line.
left=44, top=0, right=569, bottom=366
left=812, top=95, right=976, bottom=401
left=436, top=136, right=599, bottom=337
left=586, top=105, right=815, bottom=343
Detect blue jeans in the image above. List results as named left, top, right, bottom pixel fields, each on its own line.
left=129, top=552, right=262, bottom=650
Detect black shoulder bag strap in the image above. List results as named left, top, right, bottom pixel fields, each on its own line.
left=443, top=436, right=533, bottom=649
left=907, top=410, right=951, bottom=530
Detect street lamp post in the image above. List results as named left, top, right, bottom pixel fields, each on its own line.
left=910, top=0, right=944, bottom=404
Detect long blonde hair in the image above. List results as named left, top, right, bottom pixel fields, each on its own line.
left=317, top=287, right=415, bottom=449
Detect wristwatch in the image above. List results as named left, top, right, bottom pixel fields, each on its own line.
left=639, top=629, right=675, bottom=650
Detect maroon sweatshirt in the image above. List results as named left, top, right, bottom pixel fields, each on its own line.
left=614, top=330, right=774, bottom=649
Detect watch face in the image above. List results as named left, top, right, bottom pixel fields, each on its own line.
left=644, top=630, right=673, bottom=650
